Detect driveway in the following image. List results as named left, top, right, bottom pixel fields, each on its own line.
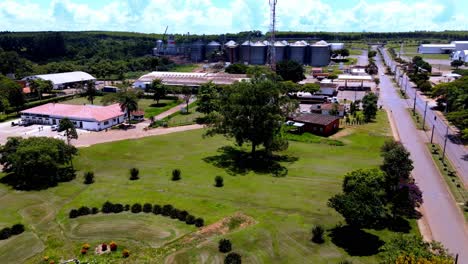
left=376, top=51, right=468, bottom=263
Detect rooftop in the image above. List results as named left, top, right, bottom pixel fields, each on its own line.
left=290, top=113, right=339, bottom=126
left=22, top=71, right=96, bottom=85
left=21, top=103, right=124, bottom=122
left=135, top=71, right=249, bottom=86
left=338, top=74, right=373, bottom=81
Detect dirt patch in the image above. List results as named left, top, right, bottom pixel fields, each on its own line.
left=330, top=128, right=354, bottom=139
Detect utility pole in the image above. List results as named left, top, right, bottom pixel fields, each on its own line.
left=422, top=101, right=428, bottom=130
left=268, top=0, right=278, bottom=71
left=442, top=125, right=449, bottom=164
left=413, top=88, right=417, bottom=114
left=430, top=124, right=435, bottom=143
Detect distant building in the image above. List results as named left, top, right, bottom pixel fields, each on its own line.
left=418, top=41, right=468, bottom=54
left=452, top=50, right=468, bottom=62
left=20, top=103, right=125, bottom=131
left=310, top=103, right=345, bottom=117
left=22, top=71, right=96, bottom=90
left=288, top=113, right=340, bottom=136
left=133, top=71, right=249, bottom=88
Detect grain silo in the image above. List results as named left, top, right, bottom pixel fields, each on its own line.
left=274, top=41, right=287, bottom=63
left=310, top=40, right=331, bottom=67
left=289, top=41, right=307, bottom=64
left=205, top=41, right=221, bottom=60
left=190, top=40, right=205, bottom=62
left=240, top=41, right=252, bottom=64
left=250, top=41, right=267, bottom=65
left=225, top=40, right=239, bottom=63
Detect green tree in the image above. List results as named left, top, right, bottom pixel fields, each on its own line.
left=381, top=142, right=414, bottom=187
left=197, top=82, right=219, bottom=114
left=328, top=169, right=388, bottom=228
left=340, top=48, right=350, bottom=58
left=362, top=92, right=378, bottom=122
left=206, top=79, right=291, bottom=155
left=225, top=63, right=248, bottom=74
left=182, top=87, right=193, bottom=112
left=301, top=83, right=320, bottom=94
left=29, top=79, right=53, bottom=100
left=329, top=103, right=340, bottom=116
left=276, top=60, right=305, bottom=83
left=280, top=81, right=301, bottom=93
left=451, top=60, right=464, bottom=69
left=0, top=137, right=77, bottom=189
left=417, top=81, right=432, bottom=93
left=374, top=77, right=380, bottom=87
left=328, top=74, right=338, bottom=82
left=149, top=79, right=167, bottom=105
left=0, top=74, right=24, bottom=112
left=59, top=118, right=78, bottom=145
left=84, top=81, right=98, bottom=104
left=117, top=90, right=139, bottom=123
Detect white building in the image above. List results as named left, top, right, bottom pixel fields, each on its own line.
left=22, top=71, right=96, bottom=90
left=20, top=103, right=125, bottom=131
left=417, top=44, right=455, bottom=54
left=452, top=50, right=468, bottom=62
left=330, top=43, right=345, bottom=51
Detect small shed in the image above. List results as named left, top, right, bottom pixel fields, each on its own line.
left=131, top=110, right=145, bottom=121
left=289, top=113, right=339, bottom=136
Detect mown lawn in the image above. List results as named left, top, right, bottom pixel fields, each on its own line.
left=0, top=111, right=419, bottom=263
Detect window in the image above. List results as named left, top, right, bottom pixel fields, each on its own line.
left=104, top=121, right=109, bottom=125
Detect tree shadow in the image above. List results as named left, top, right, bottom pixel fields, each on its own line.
left=462, top=154, right=468, bottom=161
left=150, top=103, right=168, bottom=107
left=0, top=173, right=57, bottom=190
left=386, top=216, right=412, bottom=233
left=203, top=146, right=298, bottom=176
left=329, top=226, right=384, bottom=256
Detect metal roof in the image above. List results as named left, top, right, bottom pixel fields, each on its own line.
left=312, top=40, right=330, bottom=46
left=290, top=41, right=308, bottom=47
left=23, top=71, right=96, bottom=85
left=251, top=41, right=266, bottom=47
left=207, top=41, right=221, bottom=46
left=274, top=41, right=287, bottom=47
left=225, top=40, right=238, bottom=47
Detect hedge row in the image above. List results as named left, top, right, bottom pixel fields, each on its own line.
left=69, top=201, right=205, bottom=227
left=0, top=224, right=25, bottom=240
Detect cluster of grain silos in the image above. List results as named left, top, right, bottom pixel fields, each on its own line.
left=189, top=39, right=335, bottom=66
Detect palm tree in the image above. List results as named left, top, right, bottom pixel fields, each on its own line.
left=85, top=81, right=98, bottom=104
left=118, top=90, right=139, bottom=123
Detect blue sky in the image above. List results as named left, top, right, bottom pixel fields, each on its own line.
left=1, top=0, right=467, bottom=33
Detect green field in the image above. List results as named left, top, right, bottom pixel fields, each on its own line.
left=0, top=111, right=419, bottom=263
left=63, top=96, right=181, bottom=118
left=398, top=45, right=451, bottom=60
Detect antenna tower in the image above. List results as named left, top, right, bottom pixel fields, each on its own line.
left=268, top=0, right=278, bottom=70
left=399, top=41, right=404, bottom=58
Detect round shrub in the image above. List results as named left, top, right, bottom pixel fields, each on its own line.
left=185, top=215, right=195, bottom=225
left=215, top=176, right=224, bottom=187
left=143, top=203, right=153, bottom=213
left=124, top=204, right=130, bottom=211
left=113, top=203, right=124, bottom=213
left=194, top=218, right=205, bottom=227
left=80, top=248, right=87, bottom=255
left=152, top=204, right=162, bottom=215
left=83, top=171, right=94, bottom=184
left=82, top=243, right=90, bottom=250
left=170, top=208, right=180, bottom=219
left=130, top=168, right=139, bottom=180
left=162, top=204, right=173, bottom=216
left=218, top=239, right=232, bottom=253
left=110, top=241, right=118, bottom=251
left=101, top=243, right=108, bottom=251
left=69, top=209, right=79, bottom=219
left=311, top=225, right=325, bottom=244
left=172, top=169, right=181, bottom=181
left=11, top=224, right=25, bottom=235
left=91, top=207, right=99, bottom=214
left=178, top=210, right=189, bottom=221
left=122, top=249, right=130, bottom=258
left=78, top=206, right=91, bottom=216
left=224, top=252, right=242, bottom=264
left=102, top=201, right=114, bottom=214
left=0, top=227, right=12, bottom=240
left=131, top=203, right=142, bottom=213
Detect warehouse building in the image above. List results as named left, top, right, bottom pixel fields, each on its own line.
left=418, top=41, right=468, bottom=54
left=22, top=71, right=96, bottom=90
left=133, top=71, right=249, bottom=88
left=20, top=103, right=125, bottom=131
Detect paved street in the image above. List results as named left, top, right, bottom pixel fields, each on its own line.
left=375, top=52, right=468, bottom=263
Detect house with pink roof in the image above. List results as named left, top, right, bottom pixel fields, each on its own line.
left=20, top=103, right=125, bottom=131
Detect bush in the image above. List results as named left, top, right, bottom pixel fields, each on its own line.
left=91, top=207, right=99, bottom=214
left=69, top=209, right=79, bottom=219
left=170, top=208, right=180, bottom=219
left=10, top=224, right=24, bottom=235
left=178, top=210, right=189, bottom=221
left=172, top=169, right=181, bottom=181
left=131, top=203, right=142, bottom=213
left=124, top=204, right=130, bottom=211
left=162, top=204, right=173, bottom=216
left=224, top=252, right=242, bottom=264
left=218, top=239, right=232, bottom=253
left=83, top=171, right=94, bottom=184
left=82, top=243, right=90, bottom=250
left=78, top=206, right=91, bottom=216
left=311, top=225, right=325, bottom=244
left=130, top=168, right=139, bottom=180
left=113, top=203, right=124, bottom=213
left=110, top=241, right=118, bottom=251
left=80, top=248, right=87, bottom=255
left=143, top=203, right=153, bottom=213
left=102, top=201, right=114, bottom=214
left=0, top=227, right=12, bottom=240
left=153, top=204, right=162, bottom=215
left=101, top=243, right=108, bottom=251
left=215, top=176, right=224, bottom=187
left=194, top=218, right=205, bottom=227
left=122, top=249, right=130, bottom=258
left=186, top=215, right=196, bottom=225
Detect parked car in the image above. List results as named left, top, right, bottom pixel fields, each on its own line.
left=51, top=125, right=59, bottom=131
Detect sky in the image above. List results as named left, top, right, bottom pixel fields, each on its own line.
left=1, top=0, right=467, bottom=34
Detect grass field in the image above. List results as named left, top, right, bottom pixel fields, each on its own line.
left=0, top=111, right=419, bottom=263
left=398, top=45, right=451, bottom=60
left=63, top=96, right=181, bottom=118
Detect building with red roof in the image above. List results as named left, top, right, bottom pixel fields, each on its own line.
left=20, top=103, right=125, bottom=131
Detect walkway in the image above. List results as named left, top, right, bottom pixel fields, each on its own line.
left=376, top=52, right=468, bottom=263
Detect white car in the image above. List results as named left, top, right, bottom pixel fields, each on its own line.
left=51, top=125, right=59, bottom=131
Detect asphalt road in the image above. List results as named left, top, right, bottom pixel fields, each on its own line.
left=375, top=53, right=468, bottom=262
left=381, top=48, right=468, bottom=187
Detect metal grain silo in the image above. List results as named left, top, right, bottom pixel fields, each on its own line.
left=250, top=41, right=267, bottom=65
left=205, top=41, right=221, bottom=60
left=190, top=40, right=205, bottom=62
left=289, top=41, right=307, bottom=64
left=273, top=41, right=287, bottom=62
left=240, top=41, right=252, bottom=64
left=310, top=40, right=331, bottom=67
left=225, top=40, right=239, bottom=63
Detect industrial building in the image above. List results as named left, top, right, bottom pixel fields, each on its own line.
left=452, top=50, right=468, bottom=62
left=22, top=71, right=96, bottom=90
left=418, top=41, right=468, bottom=54
left=20, top=103, right=125, bottom=131
left=133, top=71, right=249, bottom=88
